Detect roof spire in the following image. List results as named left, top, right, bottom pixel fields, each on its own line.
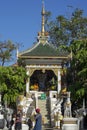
left=41, top=0, right=45, bottom=36
left=37, top=0, right=49, bottom=44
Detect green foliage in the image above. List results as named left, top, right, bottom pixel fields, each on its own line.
left=0, top=66, right=28, bottom=104
left=0, top=40, right=17, bottom=66
left=47, top=8, right=87, bottom=106
left=67, top=39, right=87, bottom=106
left=76, top=88, right=85, bottom=97
left=48, top=15, right=69, bottom=47
left=47, top=8, right=87, bottom=48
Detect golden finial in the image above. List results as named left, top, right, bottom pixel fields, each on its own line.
left=37, top=0, right=49, bottom=44
left=41, top=0, right=45, bottom=36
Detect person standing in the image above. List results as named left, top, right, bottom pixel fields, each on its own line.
left=33, top=108, right=42, bottom=130
left=27, top=118, right=32, bottom=130
left=6, top=114, right=11, bottom=128
left=6, top=113, right=14, bottom=130
left=14, top=111, right=22, bottom=130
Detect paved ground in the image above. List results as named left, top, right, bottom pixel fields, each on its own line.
left=2, top=128, right=87, bottom=130
left=2, top=125, right=60, bottom=130
left=2, top=125, right=87, bottom=130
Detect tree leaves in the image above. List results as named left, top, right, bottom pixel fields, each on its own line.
left=0, top=40, right=17, bottom=66
left=0, top=66, right=28, bottom=104
left=47, top=8, right=87, bottom=106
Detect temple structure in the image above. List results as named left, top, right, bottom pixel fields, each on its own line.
left=18, top=3, right=69, bottom=95
left=17, top=2, right=71, bottom=129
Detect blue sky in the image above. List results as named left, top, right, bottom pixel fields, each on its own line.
left=0, top=0, right=87, bottom=52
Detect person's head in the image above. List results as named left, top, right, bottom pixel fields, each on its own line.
left=36, top=108, right=40, bottom=113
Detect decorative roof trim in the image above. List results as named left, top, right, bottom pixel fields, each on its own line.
left=26, top=65, right=62, bottom=69
left=19, top=42, right=40, bottom=55
left=18, top=55, right=69, bottom=59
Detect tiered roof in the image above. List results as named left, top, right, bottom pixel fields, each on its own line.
left=18, top=2, right=69, bottom=65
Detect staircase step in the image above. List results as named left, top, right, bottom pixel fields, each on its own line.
left=42, top=126, right=60, bottom=130
left=38, top=98, right=50, bottom=128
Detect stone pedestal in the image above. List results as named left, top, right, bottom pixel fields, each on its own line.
left=62, top=118, right=79, bottom=130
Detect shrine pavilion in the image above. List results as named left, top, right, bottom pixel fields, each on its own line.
left=18, top=3, right=69, bottom=96
left=16, top=3, right=87, bottom=129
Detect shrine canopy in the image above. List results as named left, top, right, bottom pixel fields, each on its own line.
left=18, top=3, right=69, bottom=66
left=18, top=38, right=69, bottom=66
